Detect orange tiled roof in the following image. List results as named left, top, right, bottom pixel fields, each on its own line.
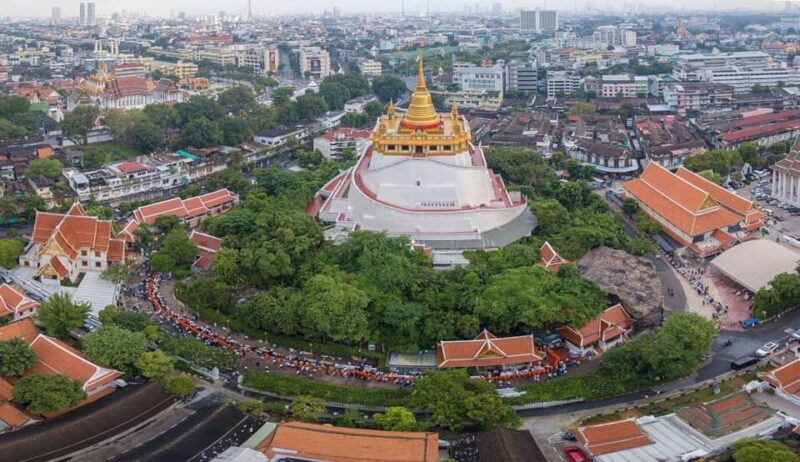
left=107, top=239, right=126, bottom=262
left=0, top=402, right=32, bottom=428
left=133, top=189, right=238, bottom=226
left=0, top=378, right=13, bottom=401
left=27, top=334, right=123, bottom=391
left=118, top=220, right=140, bottom=243
left=0, top=318, right=39, bottom=343
left=540, top=241, right=567, bottom=272
left=31, top=205, right=118, bottom=265
left=622, top=163, right=746, bottom=236
left=0, top=319, right=122, bottom=392
left=763, top=358, right=800, bottom=396
left=557, top=304, right=633, bottom=348
left=256, top=422, right=439, bottom=462
left=0, top=284, right=38, bottom=318
left=675, top=167, right=758, bottom=217
left=575, top=419, right=653, bottom=456
left=437, top=329, right=542, bottom=368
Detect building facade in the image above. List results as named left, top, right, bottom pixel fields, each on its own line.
left=772, top=140, right=800, bottom=207
left=299, top=47, right=332, bottom=80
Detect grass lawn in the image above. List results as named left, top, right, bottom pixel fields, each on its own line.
left=81, top=143, right=143, bottom=169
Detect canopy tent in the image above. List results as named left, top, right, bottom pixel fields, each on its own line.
left=711, top=240, right=800, bottom=293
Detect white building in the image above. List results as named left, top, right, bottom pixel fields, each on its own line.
left=520, top=9, right=558, bottom=34
left=264, top=45, right=280, bottom=73
left=600, top=74, right=649, bottom=98
left=697, top=67, right=800, bottom=94
left=673, top=51, right=771, bottom=81
left=772, top=141, right=800, bottom=207
left=453, top=64, right=505, bottom=92
left=253, top=125, right=311, bottom=148
left=344, top=95, right=378, bottom=113
left=546, top=70, right=580, bottom=97
left=313, top=127, right=371, bottom=160
left=357, top=59, right=382, bottom=76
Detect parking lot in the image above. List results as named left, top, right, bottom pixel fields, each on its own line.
left=736, top=173, right=800, bottom=246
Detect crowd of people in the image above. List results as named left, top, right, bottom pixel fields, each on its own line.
left=143, top=271, right=568, bottom=388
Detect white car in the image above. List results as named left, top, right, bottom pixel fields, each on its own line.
left=792, top=330, right=800, bottom=341
left=756, top=342, right=779, bottom=357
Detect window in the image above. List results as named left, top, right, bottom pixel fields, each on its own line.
left=95, top=251, right=101, bottom=257
left=81, top=250, right=88, bottom=256
left=95, top=262, right=102, bottom=268
left=82, top=261, right=88, bottom=267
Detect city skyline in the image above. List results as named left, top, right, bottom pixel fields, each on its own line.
left=0, top=0, right=793, bottom=18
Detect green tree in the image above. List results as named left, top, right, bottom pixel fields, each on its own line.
left=336, top=408, right=365, bottom=428
left=635, top=214, right=661, bottom=237
left=0, top=239, right=24, bottom=268
left=220, top=116, right=254, bottom=146
left=732, top=438, right=795, bottom=462
left=412, top=370, right=520, bottom=431
left=217, top=86, right=256, bottom=114
left=753, top=272, right=800, bottom=318
left=143, top=104, right=178, bottom=128
left=25, top=158, right=63, bottom=180
left=294, top=93, right=328, bottom=121
left=622, top=197, right=638, bottom=217
left=131, top=119, right=165, bottom=153
left=61, top=105, right=100, bottom=145
left=297, top=148, right=325, bottom=168
left=319, top=81, right=351, bottom=110
left=13, top=374, right=87, bottom=413
left=154, top=215, right=181, bottom=232
left=236, top=399, right=267, bottom=416
left=135, top=350, right=175, bottom=380
left=175, top=117, right=223, bottom=149
left=161, top=229, right=198, bottom=269
left=163, top=373, right=195, bottom=397
left=641, top=312, right=716, bottom=380
left=35, top=292, right=90, bottom=338
left=177, top=95, right=225, bottom=124
left=104, top=109, right=135, bottom=145
left=373, top=406, right=417, bottom=431
left=298, top=274, right=370, bottom=342
left=371, top=75, right=408, bottom=102
left=108, top=311, right=153, bottom=332
left=101, top=262, right=133, bottom=284
left=0, top=338, right=37, bottom=376
left=81, top=325, right=148, bottom=370
left=290, top=395, right=326, bottom=421
left=150, top=252, right=175, bottom=273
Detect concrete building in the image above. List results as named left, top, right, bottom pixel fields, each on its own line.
left=79, top=2, right=86, bottom=26
left=520, top=9, right=558, bottom=34
left=697, top=67, right=800, bottom=94
left=661, top=82, right=734, bottom=113
left=357, top=59, right=382, bottom=76
left=453, top=63, right=505, bottom=92
left=87, top=1, right=96, bottom=26
left=313, top=127, right=371, bottom=160
left=772, top=138, right=800, bottom=207
left=505, top=61, right=538, bottom=92
left=600, top=74, right=649, bottom=98
left=263, top=45, right=280, bottom=73
left=51, top=6, right=61, bottom=22
left=546, top=70, right=580, bottom=97
left=197, top=46, right=235, bottom=67
left=673, top=51, right=771, bottom=81
left=299, top=47, right=332, bottom=80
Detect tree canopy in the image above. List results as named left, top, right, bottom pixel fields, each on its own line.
left=0, top=338, right=37, bottom=376
left=35, top=292, right=90, bottom=339
left=13, top=374, right=87, bottom=414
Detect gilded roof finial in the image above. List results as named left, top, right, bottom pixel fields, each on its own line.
left=451, top=102, right=459, bottom=120
left=387, top=99, right=395, bottom=118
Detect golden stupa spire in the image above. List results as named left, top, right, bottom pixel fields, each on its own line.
left=387, top=99, right=395, bottom=118
left=401, top=54, right=441, bottom=129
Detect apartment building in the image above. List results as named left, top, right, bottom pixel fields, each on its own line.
left=313, top=127, right=371, bottom=160
left=546, top=70, right=580, bottom=97
left=697, top=67, right=800, bottom=94
left=197, top=46, right=235, bottom=67
left=520, top=9, right=558, bottom=34
left=453, top=63, right=505, bottom=92
left=600, top=74, right=650, bottom=98
left=264, top=45, right=280, bottom=73
left=357, top=59, right=382, bottom=76
left=673, top=51, right=771, bottom=81
left=661, top=82, right=734, bottom=113
left=563, top=114, right=638, bottom=175
left=63, top=150, right=228, bottom=205
left=299, top=47, right=332, bottom=80
left=505, top=61, right=538, bottom=92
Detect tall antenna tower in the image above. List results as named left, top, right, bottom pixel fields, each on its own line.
left=426, top=0, right=430, bottom=16
left=248, top=0, right=252, bottom=20
left=402, top=0, right=405, bottom=16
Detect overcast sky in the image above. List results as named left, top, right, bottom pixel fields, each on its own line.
left=0, top=0, right=788, bottom=18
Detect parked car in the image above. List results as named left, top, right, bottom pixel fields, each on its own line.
left=564, top=446, right=590, bottom=462
left=756, top=342, right=779, bottom=357
left=730, top=355, right=759, bottom=370
left=743, top=317, right=760, bottom=329
left=792, top=329, right=800, bottom=341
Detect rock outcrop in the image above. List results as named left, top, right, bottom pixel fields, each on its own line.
left=577, top=246, right=664, bottom=328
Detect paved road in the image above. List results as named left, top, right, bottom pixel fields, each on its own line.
left=520, top=308, right=800, bottom=417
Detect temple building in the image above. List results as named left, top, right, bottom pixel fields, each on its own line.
left=67, top=62, right=185, bottom=111
left=309, top=57, right=535, bottom=261
left=623, top=163, right=763, bottom=258
left=772, top=138, right=800, bottom=207
left=19, top=203, right=127, bottom=284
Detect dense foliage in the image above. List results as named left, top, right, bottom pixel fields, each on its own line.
left=0, top=338, right=37, bottom=376
left=13, top=374, right=87, bottom=414
left=753, top=268, right=800, bottom=319
left=35, top=292, right=90, bottom=339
